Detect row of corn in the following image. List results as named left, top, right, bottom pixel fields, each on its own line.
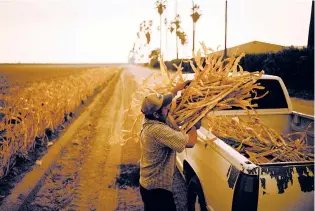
left=0, top=67, right=119, bottom=178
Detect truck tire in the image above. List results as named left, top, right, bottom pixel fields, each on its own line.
left=187, top=175, right=207, bottom=211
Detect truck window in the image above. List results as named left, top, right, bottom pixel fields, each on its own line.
left=227, top=79, right=288, bottom=110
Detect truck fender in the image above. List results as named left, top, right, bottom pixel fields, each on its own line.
left=183, top=160, right=196, bottom=184
left=183, top=161, right=208, bottom=211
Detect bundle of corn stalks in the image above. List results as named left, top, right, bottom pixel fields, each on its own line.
left=167, top=45, right=268, bottom=132
left=122, top=42, right=266, bottom=139
left=206, top=115, right=314, bottom=163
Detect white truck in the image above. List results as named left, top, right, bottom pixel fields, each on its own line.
left=176, top=74, right=314, bottom=211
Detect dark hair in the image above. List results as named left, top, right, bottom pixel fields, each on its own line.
left=144, top=106, right=164, bottom=121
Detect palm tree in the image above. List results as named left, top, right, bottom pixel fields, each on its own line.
left=137, top=22, right=143, bottom=40
left=171, top=14, right=181, bottom=59
left=168, top=22, right=175, bottom=59
left=178, top=31, right=187, bottom=45
left=164, top=17, right=168, bottom=59
left=138, top=20, right=152, bottom=63
left=191, top=1, right=201, bottom=56
left=177, top=30, right=188, bottom=58
left=169, top=22, right=175, bottom=34
left=144, top=20, right=153, bottom=45
left=136, top=21, right=144, bottom=60
left=128, top=43, right=136, bottom=63
left=156, top=0, right=167, bottom=57
left=224, top=0, right=228, bottom=59
left=149, top=48, right=161, bottom=66
left=140, top=23, right=143, bottom=33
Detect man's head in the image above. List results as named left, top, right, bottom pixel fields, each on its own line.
left=141, top=93, right=173, bottom=122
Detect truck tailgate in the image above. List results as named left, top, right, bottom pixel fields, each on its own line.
left=258, top=163, right=314, bottom=211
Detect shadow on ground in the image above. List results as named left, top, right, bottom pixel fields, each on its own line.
left=114, top=164, right=140, bottom=189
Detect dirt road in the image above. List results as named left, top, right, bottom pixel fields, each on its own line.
left=24, top=67, right=143, bottom=210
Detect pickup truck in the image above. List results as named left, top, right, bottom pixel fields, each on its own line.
left=176, top=74, right=314, bottom=211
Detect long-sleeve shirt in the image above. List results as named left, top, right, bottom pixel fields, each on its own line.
left=139, top=118, right=189, bottom=192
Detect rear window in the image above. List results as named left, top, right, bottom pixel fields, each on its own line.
left=227, top=79, right=288, bottom=110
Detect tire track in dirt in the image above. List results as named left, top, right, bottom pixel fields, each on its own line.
left=62, top=70, right=126, bottom=210
left=115, top=70, right=143, bottom=211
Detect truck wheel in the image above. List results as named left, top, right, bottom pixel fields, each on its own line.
left=187, top=175, right=207, bottom=211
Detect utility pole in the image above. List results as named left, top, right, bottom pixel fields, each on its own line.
left=165, top=18, right=168, bottom=60
left=224, top=0, right=228, bottom=59
left=192, top=0, right=195, bottom=57
left=307, top=1, right=314, bottom=49
left=160, top=14, right=162, bottom=58
left=175, top=0, right=179, bottom=59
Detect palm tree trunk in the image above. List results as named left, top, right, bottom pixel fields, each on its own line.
left=160, top=15, right=162, bottom=58
left=165, top=25, right=168, bottom=60
left=193, top=23, right=195, bottom=57
left=192, top=0, right=195, bottom=57
left=175, top=0, right=178, bottom=60
left=176, top=35, right=179, bottom=59
left=224, top=0, right=228, bottom=59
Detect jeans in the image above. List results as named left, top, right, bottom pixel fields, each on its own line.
left=140, top=185, right=177, bottom=211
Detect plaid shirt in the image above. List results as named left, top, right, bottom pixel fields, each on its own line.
left=139, top=118, right=189, bottom=192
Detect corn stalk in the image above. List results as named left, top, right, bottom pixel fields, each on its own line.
left=206, top=115, right=314, bottom=163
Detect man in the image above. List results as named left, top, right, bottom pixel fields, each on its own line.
left=139, top=81, right=201, bottom=211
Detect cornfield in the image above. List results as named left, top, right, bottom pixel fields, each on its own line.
left=0, top=67, right=120, bottom=178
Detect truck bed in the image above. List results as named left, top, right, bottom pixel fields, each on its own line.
left=202, top=110, right=314, bottom=165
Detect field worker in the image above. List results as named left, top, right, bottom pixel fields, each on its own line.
left=139, top=81, right=202, bottom=211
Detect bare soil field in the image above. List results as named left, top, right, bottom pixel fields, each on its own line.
left=0, top=64, right=96, bottom=93
left=291, top=97, right=314, bottom=116
left=0, top=64, right=106, bottom=83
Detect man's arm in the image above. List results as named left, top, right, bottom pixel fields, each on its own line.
left=185, top=119, right=202, bottom=148
left=152, top=120, right=201, bottom=151
left=186, top=126, right=197, bottom=148
left=152, top=124, right=189, bottom=153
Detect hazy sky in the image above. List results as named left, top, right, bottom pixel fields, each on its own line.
left=0, top=0, right=313, bottom=63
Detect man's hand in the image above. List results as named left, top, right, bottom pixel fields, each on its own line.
left=172, top=80, right=192, bottom=95
left=186, top=118, right=202, bottom=133
left=186, top=126, right=197, bottom=148
left=194, top=119, right=202, bottom=130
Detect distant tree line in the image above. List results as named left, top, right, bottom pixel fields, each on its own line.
left=240, top=47, right=314, bottom=99
left=149, top=47, right=314, bottom=99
